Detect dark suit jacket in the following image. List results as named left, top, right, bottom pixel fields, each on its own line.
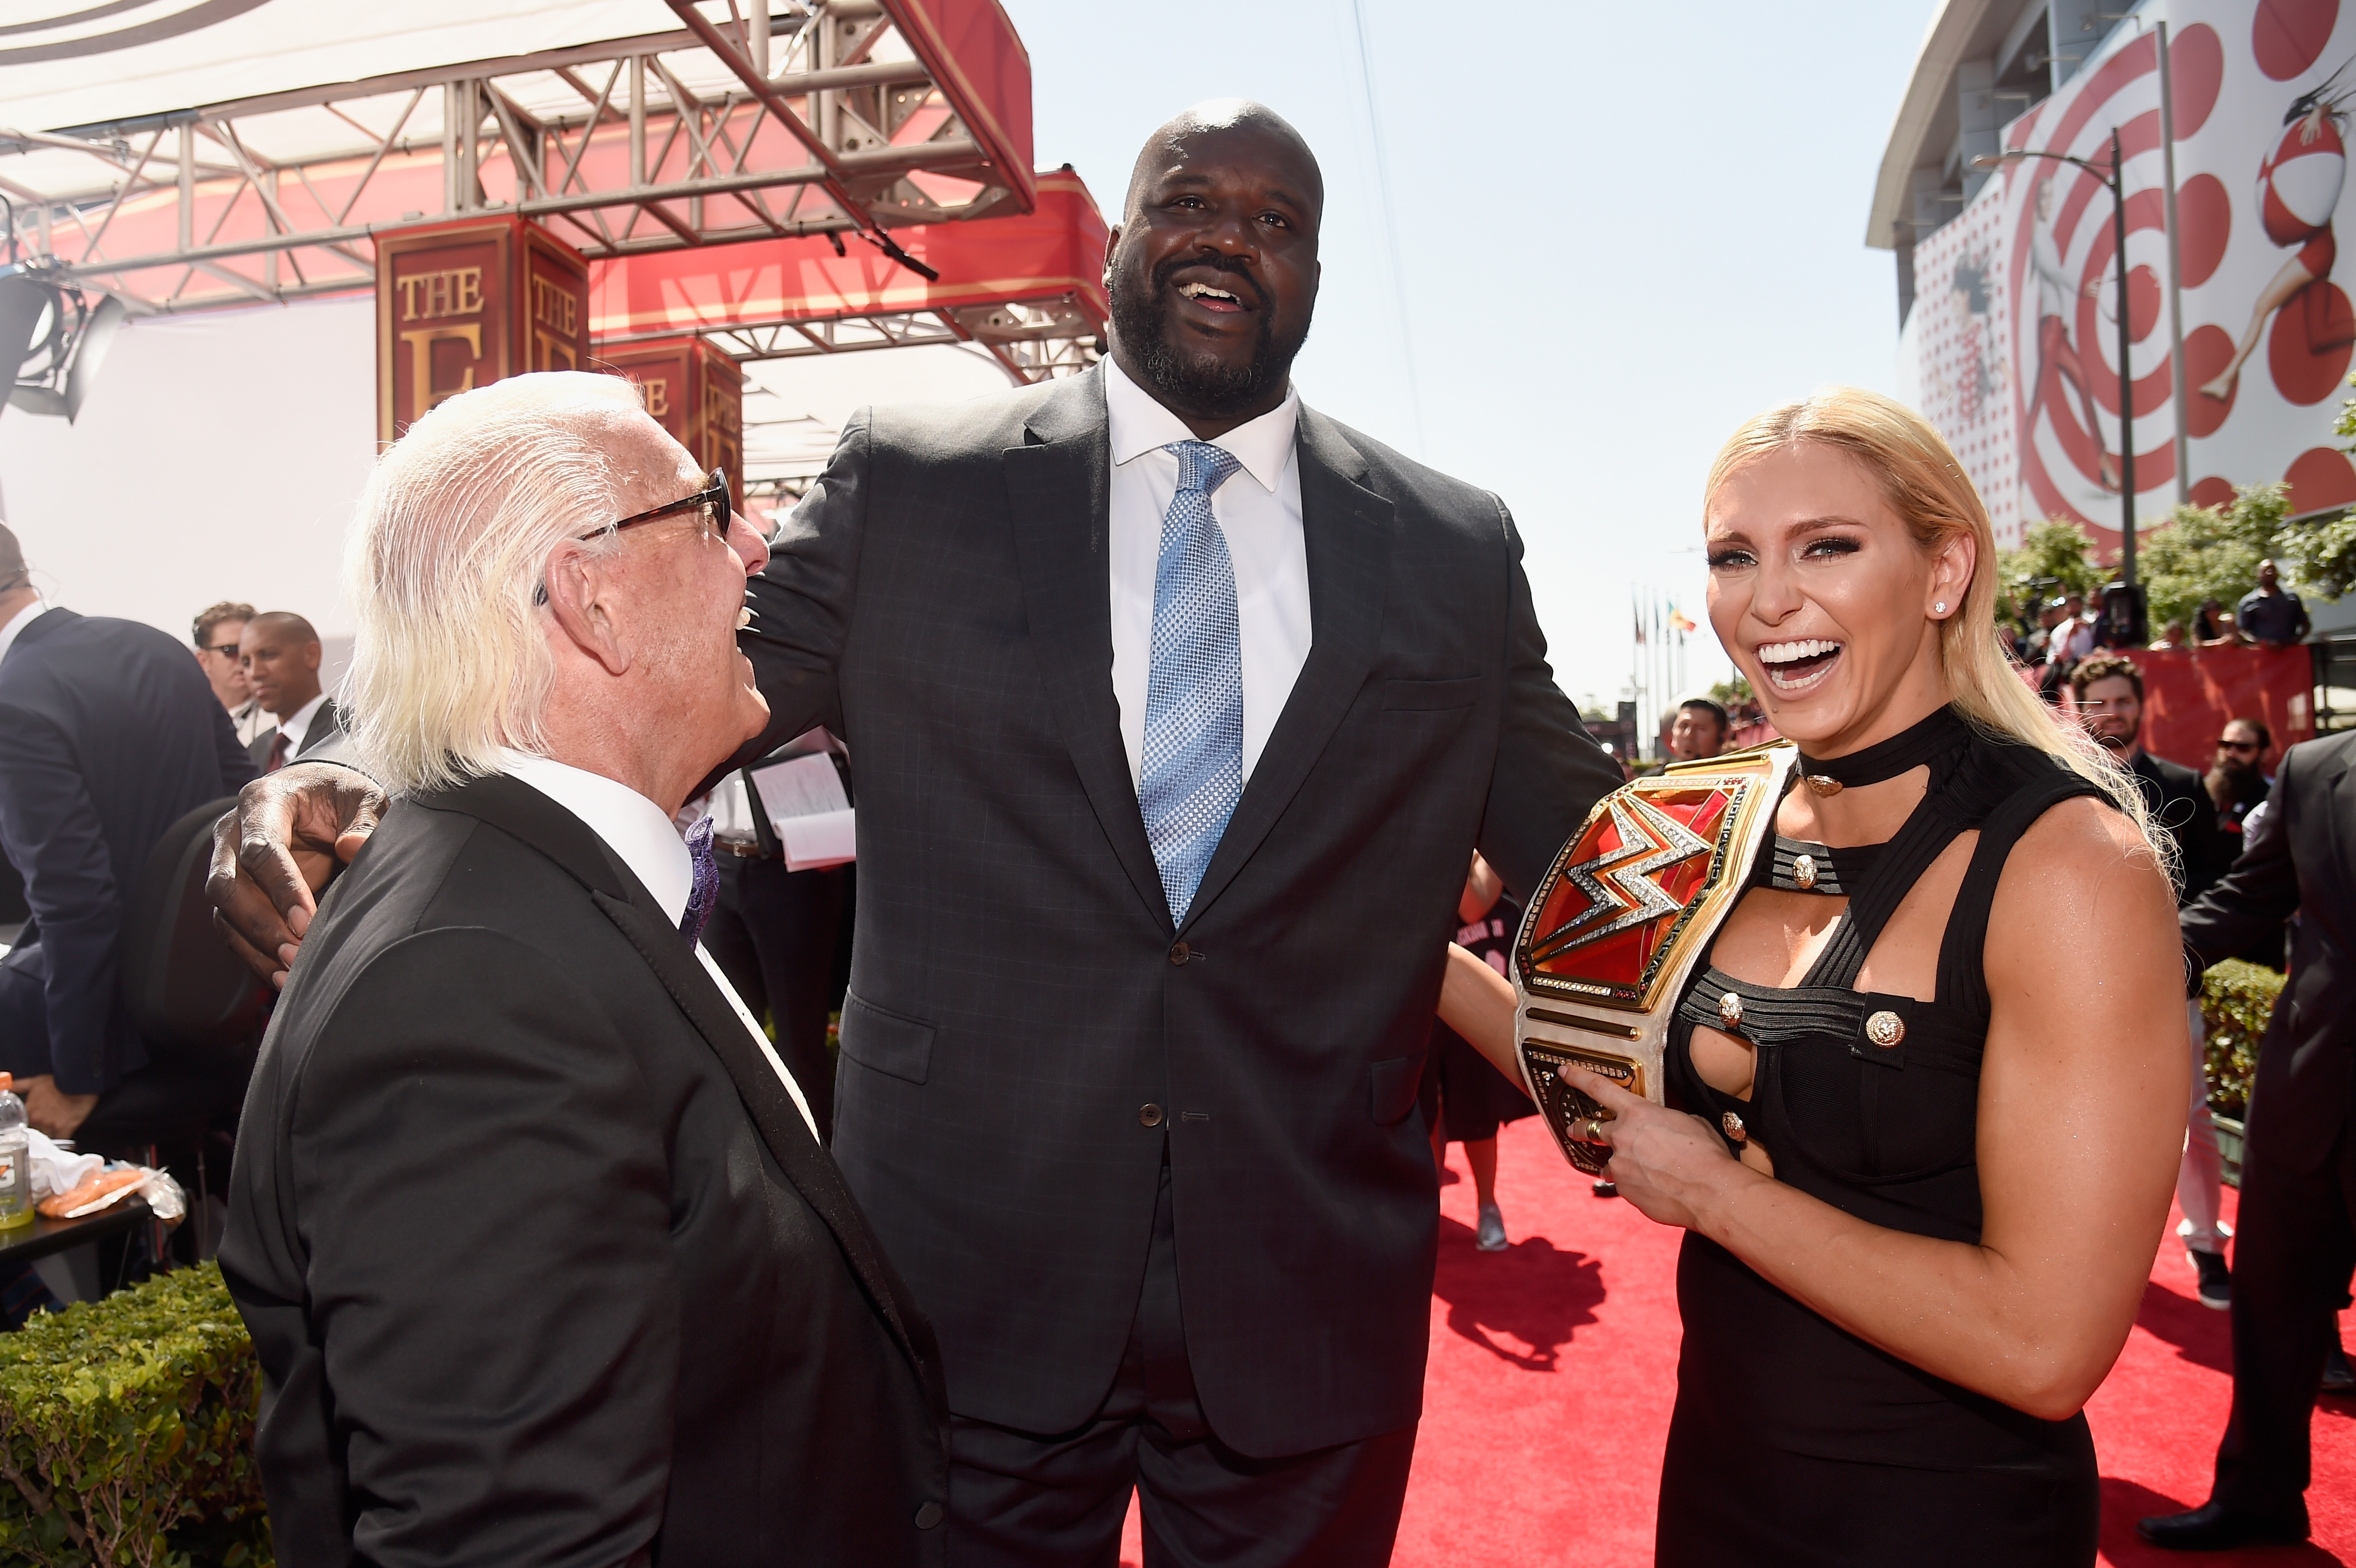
left=2132, top=747, right=2228, bottom=904
left=220, top=774, right=947, bottom=1567
left=2181, top=728, right=2356, bottom=1170
left=0, top=608, right=253, bottom=1091
left=734, top=366, right=1618, bottom=1455
left=247, top=697, right=343, bottom=772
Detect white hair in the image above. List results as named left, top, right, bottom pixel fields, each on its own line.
left=341, top=371, right=669, bottom=794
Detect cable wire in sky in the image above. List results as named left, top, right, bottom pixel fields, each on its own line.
left=1346, top=0, right=1427, bottom=456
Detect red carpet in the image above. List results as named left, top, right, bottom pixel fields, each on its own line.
left=1120, top=1116, right=2356, bottom=1565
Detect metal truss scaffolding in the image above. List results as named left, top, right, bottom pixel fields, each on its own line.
left=0, top=2, right=1036, bottom=315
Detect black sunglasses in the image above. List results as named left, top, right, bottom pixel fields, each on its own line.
left=578, top=468, right=732, bottom=542
left=2218, top=738, right=2261, bottom=754
left=537, top=470, right=757, bottom=605
left=201, top=641, right=241, bottom=658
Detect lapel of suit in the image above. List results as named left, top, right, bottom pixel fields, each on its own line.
left=590, top=890, right=943, bottom=1398
left=1004, top=367, right=1174, bottom=929
left=1182, top=407, right=1394, bottom=930
left=417, top=774, right=944, bottom=1403
left=2312, top=738, right=2356, bottom=883
left=295, top=699, right=343, bottom=759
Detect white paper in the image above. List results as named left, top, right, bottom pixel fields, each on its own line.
left=747, top=755, right=855, bottom=870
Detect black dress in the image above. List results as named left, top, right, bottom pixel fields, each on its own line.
left=1421, top=895, right=1539, bottom=1143
left=1655, top=707, right=2104, bottom=1567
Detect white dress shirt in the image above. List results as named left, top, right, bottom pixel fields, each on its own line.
left=2049, top=614, right=2096, bottom=666
left=0, top=594, right=46, bottom=668
left=501, top=751, right=821, bottom=1141
left=274, top=691, right=330, bottom=758
left=1104, top=356, right=1313, bottom=789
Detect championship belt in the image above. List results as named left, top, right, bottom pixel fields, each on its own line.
left=1512, top=743, right=1798, bottom=1175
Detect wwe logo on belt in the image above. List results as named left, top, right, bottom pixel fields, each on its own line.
left=1528, top=794, right=1714, bottom=962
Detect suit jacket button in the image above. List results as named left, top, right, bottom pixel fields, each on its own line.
left=1139, top=1104, right=1165, bottom=1127
left=914, top=1501, right=944, bottom=1530
left=1168, top=941, right=1191, bottom=965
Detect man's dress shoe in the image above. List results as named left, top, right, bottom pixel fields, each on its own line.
left=2324, top=1340, right=2355, bottom=1395
left=2137, top=1501, right=2309, bottom=1551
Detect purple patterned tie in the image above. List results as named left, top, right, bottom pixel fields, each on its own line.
left=681, top=816, right=718, bottom=947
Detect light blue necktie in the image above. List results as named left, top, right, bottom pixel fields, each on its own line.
left=1140, top=440, right=1245, bottom=924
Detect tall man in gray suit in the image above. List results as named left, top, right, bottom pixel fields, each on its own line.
left=214, top=102, right=1619, bottom=1566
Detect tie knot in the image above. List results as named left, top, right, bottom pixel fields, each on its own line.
left=1168, top=440, right=1242, bottom=497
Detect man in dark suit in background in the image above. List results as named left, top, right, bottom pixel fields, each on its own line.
left=214, top=102, right=1619, bottom=1565
left=2071, top=653, right=2237, bottom=1309
left=0, top=523, right=253, bottom=1138
left=221, top=373, right=946, bottom=1565
left=240, top=611, right=342, bottom=773
left=2139, top=726, right=2356, bottom=1550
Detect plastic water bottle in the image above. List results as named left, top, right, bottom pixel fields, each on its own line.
left=0, top=1073, right=30, bottom=1230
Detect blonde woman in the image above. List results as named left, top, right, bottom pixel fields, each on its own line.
left=1442, top=388, right=2186, bottom=1564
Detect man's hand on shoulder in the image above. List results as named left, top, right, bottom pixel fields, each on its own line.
left=207, top=762, right=385, bottom=988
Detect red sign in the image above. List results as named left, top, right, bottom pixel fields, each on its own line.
left=594, top=337, right=746, bottom=509
left=2132, top=644, right=2314, bottom=769
left=377, top=217, right=591, bottom=443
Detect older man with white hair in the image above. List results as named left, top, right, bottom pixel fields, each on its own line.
left=218, top=372, right=947, bottom=1568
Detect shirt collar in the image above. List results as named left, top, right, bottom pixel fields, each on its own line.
left=1101, top=355, right=1298, bottom=495
left=0, top=595, right=47, bottom=667
left=280, top=691, right=329, bottom=753
left=499, top=751, right=692, bottom=925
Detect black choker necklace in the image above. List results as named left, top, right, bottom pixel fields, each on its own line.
left=1796, top=706, right=1971, bottom=797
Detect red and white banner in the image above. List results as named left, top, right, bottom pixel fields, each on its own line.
left=1910, top=1, right=2356, bottom=545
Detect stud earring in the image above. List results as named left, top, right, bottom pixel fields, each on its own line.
left=1933, top=600, right=1948, bottom=614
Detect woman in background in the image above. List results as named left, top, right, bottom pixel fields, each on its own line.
left=1420, top=853, right=1534, bottom=1250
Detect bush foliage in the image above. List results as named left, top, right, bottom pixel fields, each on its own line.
left=2199, top=959, right=2281, bottom=1121
left=1997, top=481, right=2356, bottom=639
left=1995, top=518, right=2110, bottom=621
left=0, top=1262, right=269, bottom=1567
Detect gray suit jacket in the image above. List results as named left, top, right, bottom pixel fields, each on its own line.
left=2182, top=727, right=2356, bottom=1170
left=735, top=366, right=1617, bottom=1455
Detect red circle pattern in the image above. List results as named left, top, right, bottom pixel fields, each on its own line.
left=2286, top=445, right=2356, bottom=511
left=2171, top=25, right=2227, bottom=137
left=2175, top=174, right=2234, bottom=287
left=2183, top=324, right=2240, bottom=437
left=2190, top=476, right=2241, bottom=509
left=2267, top=281, right=2356, bottom=403
left=2127, top=263, right=2164, bottom=342
left=2256, top=0, right=2339, bottom=80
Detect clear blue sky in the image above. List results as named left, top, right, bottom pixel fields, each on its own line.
left=1001, top=0, right=1942, bottom=712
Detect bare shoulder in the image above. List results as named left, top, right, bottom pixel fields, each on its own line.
left=1990, top=792, right=2175, bottom=953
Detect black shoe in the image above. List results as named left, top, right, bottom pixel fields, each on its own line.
left=2137, top=1501, right=2308, bottom=1550
left=1591, top=1180, right=1618, bottom=1198
left=2325, top=1341, right=2355, bottom=1394
left=2189, top=1247, right=2232, bottom=1310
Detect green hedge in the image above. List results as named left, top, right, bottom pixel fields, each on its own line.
left=2200, top=959, right=2282, bottom=1122
left=0, top=1262, right=269, bottom=1568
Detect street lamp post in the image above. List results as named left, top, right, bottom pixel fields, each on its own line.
left=1976, top=127, right=2137, bottom=585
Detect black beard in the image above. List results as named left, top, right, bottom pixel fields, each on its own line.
left=1107, top=251, right=1307, bottom=417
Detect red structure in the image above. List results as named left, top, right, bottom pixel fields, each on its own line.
left=586, top=169, right=1107, bottom=384
left=376, top=218, right=592, bottom=443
